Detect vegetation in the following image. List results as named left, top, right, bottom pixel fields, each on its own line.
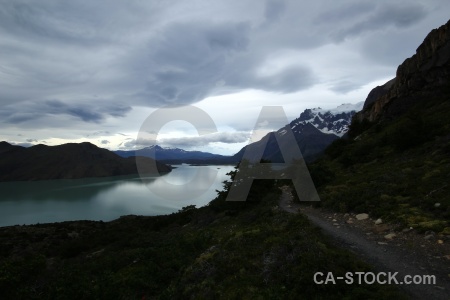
left=0, top=168, right=406, bottom=299
left=312, top=93, right=450, bottom=233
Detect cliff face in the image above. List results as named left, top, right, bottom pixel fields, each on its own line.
left=357, top=19, right=450, bottom=122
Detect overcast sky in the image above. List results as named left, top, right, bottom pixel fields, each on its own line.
left=1, top=0, right=449, bottom=154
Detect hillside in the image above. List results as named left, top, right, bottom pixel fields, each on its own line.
left=0, top=142, right=171, bottom=181
left=311, top=19, right=450, bottom=234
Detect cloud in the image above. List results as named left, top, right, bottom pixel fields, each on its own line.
left=263, top=0, right=287, bottom=24
left=330, top=3, right=427, bottom=41
left=0, top=100, right=131, bottom=124
left=252, top=65, right=316, bottom=93
left=123, top=131, right=250, bottom=149
left=0, top=0, right=449, bottom=154
left=160, top=132, right=250, bottom=148
left=12, top=142, right=34, bottom=147
left=128, top=20, right=253, bottom=106
left=86, top=131, right=111, bottom=137
left=328, top=79, right=364, bottom=94
left=100, top=140, right=109, bottom=145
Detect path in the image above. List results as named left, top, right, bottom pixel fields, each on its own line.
left=279, top=186, right=450, bottom=300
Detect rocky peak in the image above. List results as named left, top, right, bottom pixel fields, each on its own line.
left=287, top=102, right=363, bottom=137
left=356, top=19, right=450, bottom=122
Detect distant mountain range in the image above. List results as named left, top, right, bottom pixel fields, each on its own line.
left=0, top=102, right=362, bottom=181
left=0, top=142, right=171, bottom=181
left=116, top=102, right=363, bottom=164
left=114, top=145, right=231, bottom=164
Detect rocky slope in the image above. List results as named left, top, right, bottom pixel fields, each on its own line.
left=356, top=19, right=450, bottom=122
left=0, top=142, right=171, bottom=181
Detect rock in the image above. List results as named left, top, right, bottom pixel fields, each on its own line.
left=424, top=234, right=435, bottom=240
left=355, top=213, right=369, bottom=220
left=378, top=242, right=388, bottom=245
left=67, top=231, right=79, bottom=239
left=434, top=202, right=441, bottom=208
left=373, top=224, right=390, bottom=234
left=86, top=249, right=105, bottom=258
left=384, top=233, right=396, bottom=240
left=362, top=78, right=395, bottom=109
left=374, top=218, right=383, bottom=225
left=355, top=19, right=450, bottom=123
left=437, top=240, right=444, bottom=244
left=333, top=223, right=339, bottom=226
left=332, top=219, right=337, bottom=222
left=444, top=255, right=450, bottom=260
left=346, top=220, right=354, bottom=224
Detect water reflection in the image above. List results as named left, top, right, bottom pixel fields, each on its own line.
left=0, top=165, right=234, bottom=227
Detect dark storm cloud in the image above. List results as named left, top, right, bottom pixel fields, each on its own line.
left=329, top=3, right=427, bottom=41
left=0, top=1, right=155, bottom=46
left=86, top=131, right=111, bottom=137
left=127, top=18, right=319, bottom=106
left=0, top=0, right=448, bottom=140
left=129, top=21, right=252, bottom=106
left=0, top=100, right=131, bottom=124
left=315, top=2, right=376, bottom=24
left=329, top=80, right=365, bottom=94
left=253, top=66, right=316, bottom=93
left=263, top=0, right=287, bottom=23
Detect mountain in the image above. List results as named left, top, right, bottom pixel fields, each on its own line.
left=314, top=19, right=450, bottom=234
left=0, top=142, right=171, bottom=181
left=233, top=102, right=363, bottom=163
left=0, top=141, right=22, bottom=155
left=114, top=145, right=232, bottom=164
left=356, top=19, right=450, bottom=123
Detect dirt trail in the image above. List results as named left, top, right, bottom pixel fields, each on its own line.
left=279, top=186, right=450, bottom=300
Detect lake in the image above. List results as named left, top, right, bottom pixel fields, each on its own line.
left=0, top=164, right=235, bottom=227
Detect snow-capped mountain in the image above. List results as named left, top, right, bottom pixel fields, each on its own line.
left=285, top=102, right=364, bottom=137
left=234, top=102, right=363, bottom=162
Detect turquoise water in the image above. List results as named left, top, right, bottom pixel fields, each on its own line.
left=0, top=164, right=234, bottom=227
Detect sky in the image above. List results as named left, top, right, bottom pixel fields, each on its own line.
left=1, top=0, right=449, bottom=155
